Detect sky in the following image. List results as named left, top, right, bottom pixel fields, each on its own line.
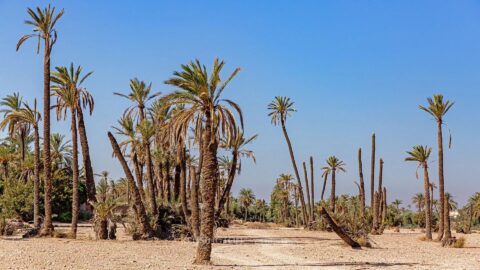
left=0, top=1, right=479, bottom=207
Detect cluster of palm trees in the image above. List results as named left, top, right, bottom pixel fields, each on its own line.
left=405, top=94, right=454, bottom=244
left=106, top=58, right=255, bottom=264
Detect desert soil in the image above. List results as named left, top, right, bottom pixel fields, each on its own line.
left=0, top=223, right=479, bottom=269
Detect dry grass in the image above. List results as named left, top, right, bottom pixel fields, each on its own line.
left=454, top=236, right=466, bottom=248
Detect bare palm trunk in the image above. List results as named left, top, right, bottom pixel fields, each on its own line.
left=280, top=119, right=307, bottom=224
left=310, top=157, right=315, bottom=220
left=319, top=207, right=361, bottom=248
left=33, top=125, right=41, bottom=229
left=370, top=133, right=375, bottom=212
left=41, top=36, right=53, bottom=236
left=436, top=121, right=445, bottom=241
left=358, top=148, right=366, bottom=218
left=70, top=110, right=79, bottom=238
left=321, top=173, right=328, bottom=201
left=108, top=132, right=153, bottom=238
left=443, top=195, right=452, bottom=240
left=216, top=149, right=238, bottom=217
left=190, top=166, right=200, bottom=240
left=194, top=115, right=219, bottom=264
left=179, top=147, right=190, bottom=227
left=303, top=161, right=311, bottom=222
left=423, top=164, right=432, bottom=240
left=76, top=105, right=96, bottom=209
left=330, top=169, right=336, bottom=213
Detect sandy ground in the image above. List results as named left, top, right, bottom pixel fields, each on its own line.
left=0, top=223, right=479, bottom=270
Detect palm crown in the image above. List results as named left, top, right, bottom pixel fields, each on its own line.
left=322, top=156, right=346, bottom=173
left=405, top=145, right=432, bottom=166
left=419, top=94, right=454, bottom=124
left=268, top=96, right=296, bottom=126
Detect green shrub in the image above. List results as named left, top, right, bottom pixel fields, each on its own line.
left=0, top=179, right=34, bottom=221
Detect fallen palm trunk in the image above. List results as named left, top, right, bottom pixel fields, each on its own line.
left=319, top=206, right=361, bottom=248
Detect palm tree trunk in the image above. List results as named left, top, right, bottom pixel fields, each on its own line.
left=358, top=148, right=365, bottom=218
left=179, top=147, right=190, bottom=227
left=330, top=169, right=336, bottom=213
left=132, top=154, right=146, bottom=202
left=280, top=119, right=307, bottom=224
left=194, top=115, right=219, bottom=264
left=310, top=157, right=315, bottom=220
left=321, top=173, right=328, bottom=201
left=303, top=161, right=311, bottom=223
left=33, top=125, right=41, bottom=229
left=319, top=207, right=360, bottom=248
left=436, top=121, right=445, bottom=241
left=443, top=194, right=452, bottom=240
left=108, top=132, right=153, bottom=238
left=370, top=133, right=375, bottom=211
left=145, top=141, right=157, bottom=216
left=423, top=164, right=432, bottom=240
left=70, top=110, right=79, bottom=238
left=189, top=166, right=200, bottom=240
left=40, top=36, right=53, bottom=236
left=377, top=159, right=384, bottom=223
left=162, top=158, right=171, bottom=205
left=76, top=105, right=96, bottom=208
left=216, top=150, right=238, bottom=217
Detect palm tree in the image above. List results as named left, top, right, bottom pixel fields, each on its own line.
left=163, top=58, right=242, bottom=264
left=51, top=63, right=93, bottom=239
left=322, top=156, right=346, bottom=213
left=239, top=188, right=255, bottom=221
left=419, top=94, right=454, bottom=241
left=392, top=199, right=402, bottom=211
left=405, top=145, right=433, bottom=240
left=17, top=5, right=64, bottom=235
left=136, top=119, right=157, bottom=216
left=268, top=96, right=308, bottom=224
left=217, top=128, right=257, bottom=217
left=412, top=193, right=425, bottom=213
left=114, top=78, right=160, bottom=122
left=0, top=100, right=41, bottom=228
left=0, top=93, right=29, bottom=162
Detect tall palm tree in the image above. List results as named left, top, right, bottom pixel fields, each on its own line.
left=419, top=94, right=454, bottom=241
left=114, top=78, right=160, bottom=122
left=17, top=5, right=64, bottom=235
left=217, top=128, right=257, bottom=217
left=322, top=156, right=346, bottom=213
left=163, top=58, right=242, bottom=264
left=51, top=63, right=93, bottom=239
left=0, top=100, right=41, bottom=228
left=239, top=188, right=255, bottom=221
left=268, top=96, right=308, bottom=224
left=136, top=119, right=157, bottom=216
left=405, top=145, right=433, bottom=240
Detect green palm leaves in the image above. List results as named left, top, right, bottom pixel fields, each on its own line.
left=322, top=156, right=346, bottom=173
left=16, top=5, right=64, bottom=52
left=405, top=145, right=431, bottom=165
left=114, top=78, right=160, bottom=119
left=268, top=96, right=296, bottom=125
left=419, top=94, right=454, bottom=124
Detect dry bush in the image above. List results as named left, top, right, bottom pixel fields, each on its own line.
left=418, top=235, right=427, bottom=241
left=454, top=237, right=466, bottom=248
left=356, top=236, right=372, bottom=248
left=53, top=231, right=68, bottom=238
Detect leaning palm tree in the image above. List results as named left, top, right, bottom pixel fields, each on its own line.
left=419, top=94, right=454, bottom=241
left=17, top=5, right=64, bottom=235
left=405, top=145, right=433, bottom=240
left=163, top=58, right=242, bottom=264
left=0, top=100, right=41, bottom=228
left=217, top=128, right=257, bottom=217
left=239, top=188, right=255, bottom=221
left=268, top=96, right=308, bottom=224
left=321, top=156, right=346, bottom=213
left=51, top=63, right=94, bottom=239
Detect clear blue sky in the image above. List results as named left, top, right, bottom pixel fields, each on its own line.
left=1, top=1, right=479, bottom=207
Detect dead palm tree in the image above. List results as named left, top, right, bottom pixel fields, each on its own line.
left=0, top=100, right=41, bottom=228
left=163, top=58, right=242, bottom=264
left=51, top=63, right=93, bottom=239
left=405, top=145, right=433, bottom=240
left=322, top=156, right=346, bottom=213
left=268, top=96, right=308, bottom=224
left=419, top=94, right=454, bottom=241
left=17, top=5, right=64, bottom=235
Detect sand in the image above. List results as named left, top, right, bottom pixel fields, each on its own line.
left=0, top=223, right=479, bottom=269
